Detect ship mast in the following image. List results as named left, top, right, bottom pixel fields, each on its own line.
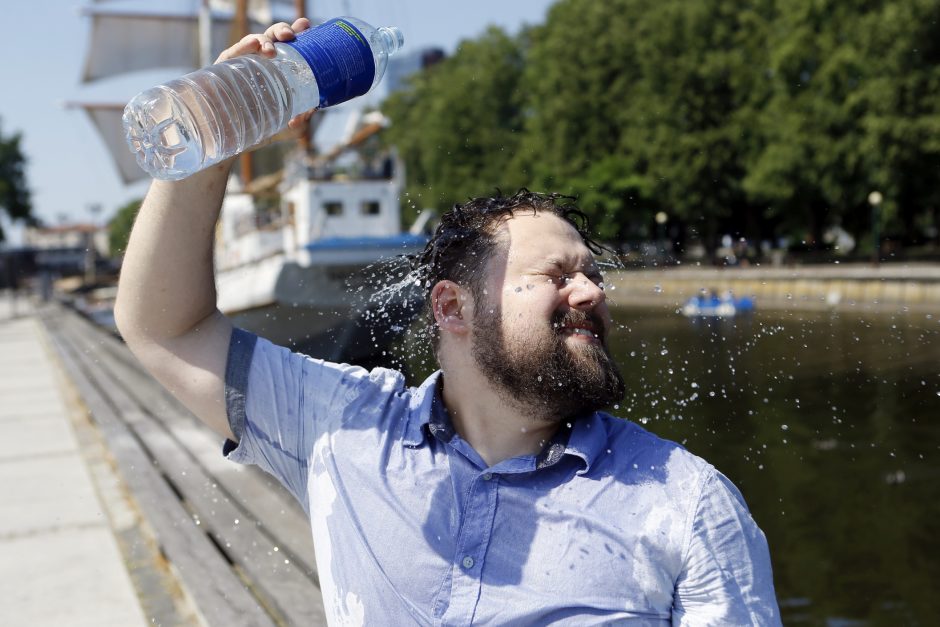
left=294, top=0, right=311, bottom=154
left=199, top=0, right=212, bottom=67
left=234, top=0, right=253, bottom=187
left=236, top=0, right=311, bottom=188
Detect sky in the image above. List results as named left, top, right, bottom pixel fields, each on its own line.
left=0, top=0, right=556, bottom=245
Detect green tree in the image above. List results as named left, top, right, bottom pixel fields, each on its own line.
left=383, top=26, right=527, bottom=221
left=855, top=0, right=940, bottom=247
left=109, top=198, right=142, bottom=257
left=514, top=0, right=657, bottom=243
left=518, top=0, right=776, bottom=251
left=383, top=0, right=940, bottom=257
left=0, top=118, right=33, bottom=241
left=745, top=0, right=877, bottom=248
left=745, top=0, right=940, bottom=250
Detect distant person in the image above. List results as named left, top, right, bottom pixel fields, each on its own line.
left=115, top=19, right=780, bottom=625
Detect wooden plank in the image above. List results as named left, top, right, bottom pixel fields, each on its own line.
left=40, top=310, right=273, bottom=627
left=64, top=311, right=319, bottom=581
left=55, top=308, right=327, bottom=625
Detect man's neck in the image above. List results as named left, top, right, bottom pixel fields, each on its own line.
left=440, top=369, right=561, bottom=468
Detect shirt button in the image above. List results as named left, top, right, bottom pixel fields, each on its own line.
left=462, top=556, right=474, bottom=569
left=482, top=473, right=493, bottom=481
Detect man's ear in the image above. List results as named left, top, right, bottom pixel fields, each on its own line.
left=430, top=280, right=473, bottom=339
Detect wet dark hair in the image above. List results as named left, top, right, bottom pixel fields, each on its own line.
left=409, top=188, right=606, bottom=351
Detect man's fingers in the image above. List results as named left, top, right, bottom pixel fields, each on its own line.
left=215, top=34, right=263, bottom=62
left=264, top=21, right=297, bottom=41
left=215, top=17, right=312, bottom=64
left=287, top=109, right=318, bottom=129
left=291, top=17, right=311, bottom=33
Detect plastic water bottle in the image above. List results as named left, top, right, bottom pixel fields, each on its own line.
left=122, top=17, right=404, bottom=180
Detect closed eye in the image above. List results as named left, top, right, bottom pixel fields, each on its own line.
left=543, top=271, right=605, bottom=289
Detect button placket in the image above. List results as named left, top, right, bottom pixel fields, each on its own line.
left=441, top=472, right=499, bottom=625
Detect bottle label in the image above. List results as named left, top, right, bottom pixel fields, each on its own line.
left=286, top=18, right=376, bottom=108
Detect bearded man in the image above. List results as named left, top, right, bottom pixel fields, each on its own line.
left=115, top=18, right=780, bottom=627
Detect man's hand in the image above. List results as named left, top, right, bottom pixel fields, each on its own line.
left=217, top=17, right=317, bottom=131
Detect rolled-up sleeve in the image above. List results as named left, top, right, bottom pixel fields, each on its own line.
left=222, top=329, right=372, bottom=512
left=672, top=468, right=781, bottom=626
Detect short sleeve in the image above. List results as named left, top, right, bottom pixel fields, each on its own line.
left=672, top=468, right=782, bottom=626
left=221, top=329, right=373, bottom=512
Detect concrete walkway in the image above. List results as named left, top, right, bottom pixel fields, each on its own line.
left=0, top=295, right=147, bottom=627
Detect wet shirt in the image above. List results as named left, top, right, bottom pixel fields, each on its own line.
left=223, top=329, right=781, bottom=626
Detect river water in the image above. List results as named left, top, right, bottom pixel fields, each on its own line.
left=604, top=306, right=940, bottom=625
left=394, top=304, right=940, bottom=624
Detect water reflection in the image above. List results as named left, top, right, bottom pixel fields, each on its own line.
left=606, top=306, right=940, bottom=625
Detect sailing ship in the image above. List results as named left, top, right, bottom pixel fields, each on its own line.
left=71, top=1, right=432, bottom=361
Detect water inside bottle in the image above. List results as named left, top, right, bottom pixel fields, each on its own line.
left=124, top=85, right=205, bottom=179
left=124, top=55, right=294, bottom=180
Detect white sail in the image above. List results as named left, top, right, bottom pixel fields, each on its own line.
left=81, top=1, right=296, bottom=83
left=68, top=103, right=149, bottom=184
left=74, top=0, right=302, bottom=183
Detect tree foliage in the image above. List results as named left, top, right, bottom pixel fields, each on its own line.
left=108, top=198, right=142, bottom=257
left=0, top=117, right=33, bottom=242
left=383, top=0, right=940, bottom=255
left=384, top=27, right=527, bottom=223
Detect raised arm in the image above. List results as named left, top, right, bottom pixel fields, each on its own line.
left=114, top=18, right=314, bottom=441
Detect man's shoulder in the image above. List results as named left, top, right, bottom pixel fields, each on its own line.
left=593, top=412, right=713, bottom=481
left=250, top=333, right=411, bottom=394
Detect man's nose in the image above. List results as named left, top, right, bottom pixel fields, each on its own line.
left=567, top=273, right=606, bottom=310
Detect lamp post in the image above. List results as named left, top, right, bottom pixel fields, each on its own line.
left=655, top=211, right=668, bottom=259
left=868, top=191, right=882, bottom=266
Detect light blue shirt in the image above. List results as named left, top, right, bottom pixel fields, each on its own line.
left=224, top=329, right=781, bottom=625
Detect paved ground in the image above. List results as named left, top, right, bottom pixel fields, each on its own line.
left=0, top=294, right=148, bottom=627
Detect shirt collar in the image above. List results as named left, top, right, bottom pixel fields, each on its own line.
left=401, top=370, right=442, bottom=447
left=565, top=411, right=610, bottom=475
left=403, top=370, right=610, bottom=475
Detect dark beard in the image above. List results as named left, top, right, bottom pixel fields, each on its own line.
left=471, top=303, right=626, bottom=422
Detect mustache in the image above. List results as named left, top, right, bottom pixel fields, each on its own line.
left=552, top=309, right=607, bottom=340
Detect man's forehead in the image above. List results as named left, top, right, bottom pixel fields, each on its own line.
left=499, top=212, right=594, bottom=263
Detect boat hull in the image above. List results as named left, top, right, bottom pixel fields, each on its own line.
left=217, top=245, right=425, bottom=362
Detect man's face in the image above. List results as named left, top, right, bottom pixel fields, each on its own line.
left=470, top=212, right=625, bottom=421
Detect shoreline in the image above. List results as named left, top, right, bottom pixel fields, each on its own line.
left=604, top=262, right=940, bottom=315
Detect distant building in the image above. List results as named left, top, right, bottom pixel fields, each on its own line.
left=23, top=224, right=110, bottom=276
left=24, top=224, right=109, bottom=256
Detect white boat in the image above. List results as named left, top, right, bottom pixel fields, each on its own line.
left=71, top=1, right=433, bottom=359
left=215, top=114, right=431, bottom=358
